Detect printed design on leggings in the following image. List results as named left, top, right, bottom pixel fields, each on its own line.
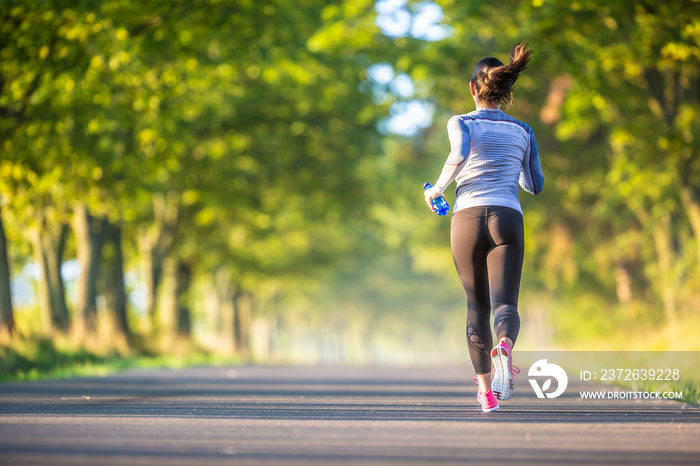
left=467, top=321, right=487, bottom=351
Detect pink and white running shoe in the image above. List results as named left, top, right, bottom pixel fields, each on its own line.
left=491, top=340, right=516, bottom=401
left=477, top=389, right=499, bottom=412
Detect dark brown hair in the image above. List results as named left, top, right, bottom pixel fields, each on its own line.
left=470, top=41, right=533, bottom=108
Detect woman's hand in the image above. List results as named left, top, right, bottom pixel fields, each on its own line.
left=424, top=186, right=442, bottom=212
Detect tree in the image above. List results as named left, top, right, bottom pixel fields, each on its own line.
left=0, top=207, right=14, bottom=336
left=525, top=0, right=700, bottom=319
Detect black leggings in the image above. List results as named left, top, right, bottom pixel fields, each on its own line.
left=450, top=206, right=524, bottom=374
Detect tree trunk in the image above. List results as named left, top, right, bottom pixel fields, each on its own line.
left=680, top=186, right=700, bottom=265
left=0, top=208, right=15, bottom=336
left=101, top=220, right=130, bottom=339
left=138, top=240, right=162, bottom=331
left=30, top=214, right=69, bottom=334
left=159, top=257, right=177, bottom=339
left=652, top=213, right=677, bottom=321
left=614, top=263, right=633, bottom=310
left=233, top=291, right=253, bottom=355
left=175, top=259, right=192, bottom=337
left=72, top=204, right=105, bottom=339
left=160, top=257, right=192, bottom=340
left=137, top=191, right=180, bottom=331
left=215, top=269, right=236, bottom=352
left=627, top=199, right=678, bottom=320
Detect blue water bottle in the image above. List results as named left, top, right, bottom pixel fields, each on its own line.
left=423, top=182, right=450, bottom=216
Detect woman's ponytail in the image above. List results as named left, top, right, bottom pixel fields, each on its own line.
left=471, top=41, right=533, bottom=108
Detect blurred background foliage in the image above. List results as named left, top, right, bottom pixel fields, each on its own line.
left=1, top=0, right=699, bottom=375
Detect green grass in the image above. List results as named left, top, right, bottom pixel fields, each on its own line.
left=680, top=384, right=700, bottom=406
left=0, top=337, right=242, bottom=382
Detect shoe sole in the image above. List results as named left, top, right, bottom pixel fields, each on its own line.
left=491, top=345, right=513, bottom=401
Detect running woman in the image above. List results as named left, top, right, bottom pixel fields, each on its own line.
left=424, top=42, right=544, bottom=412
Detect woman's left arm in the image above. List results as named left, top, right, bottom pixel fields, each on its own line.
left=519, top=127, right=544, bottom=195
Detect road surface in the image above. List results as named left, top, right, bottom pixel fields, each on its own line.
left=0, top=365, right=699, bottom=465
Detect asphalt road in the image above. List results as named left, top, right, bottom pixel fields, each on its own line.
left=0, top=365, right=699, bottom=465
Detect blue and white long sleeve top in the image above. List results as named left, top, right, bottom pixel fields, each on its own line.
left=434, top=108, right=544, bottom=214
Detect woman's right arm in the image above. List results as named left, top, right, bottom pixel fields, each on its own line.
left=434, top=116, right=470, bottom=194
